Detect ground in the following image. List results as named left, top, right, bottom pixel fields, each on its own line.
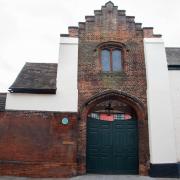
left=0, top=175, right=178, bottom=180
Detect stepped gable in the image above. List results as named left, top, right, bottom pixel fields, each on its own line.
left=61, top=1, right=161, bottom=39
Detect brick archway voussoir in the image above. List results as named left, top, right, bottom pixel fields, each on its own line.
left=77, top=90, right=149, bottom=176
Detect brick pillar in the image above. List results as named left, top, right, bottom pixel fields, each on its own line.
left=68, top=26, right=79, bottom=37
left=143, top=27, right=154, bottom=38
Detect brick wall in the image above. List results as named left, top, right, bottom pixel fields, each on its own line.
left=0, top=111, right=78, bottom=177
left=78, top=4, right=147, bottom=106
left=77, top=2, right=150, bottom=175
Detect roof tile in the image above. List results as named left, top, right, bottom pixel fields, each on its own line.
left=9, top=63, right=57, bottom=94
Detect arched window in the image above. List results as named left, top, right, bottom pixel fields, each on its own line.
left=100, top=48, right=122, bottom=72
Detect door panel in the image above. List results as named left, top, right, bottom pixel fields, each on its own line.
left=87, top=117, right=138, bottom=174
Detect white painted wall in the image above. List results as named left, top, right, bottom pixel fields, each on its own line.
left=6, top=37, right=78, bottom=112
left=144, top=38, right=177, bottom=164
left=169, top=71, right=180, bottom=162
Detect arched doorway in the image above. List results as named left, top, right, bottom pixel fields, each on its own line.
left=78, top=90, right=149, bottom=175
left=87, top=100, right=138, bottom=174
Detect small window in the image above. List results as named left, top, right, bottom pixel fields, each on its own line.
left=100, top=48, right=122, bottom=72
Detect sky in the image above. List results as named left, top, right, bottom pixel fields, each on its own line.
left=0, top=0, right=180, bottom=92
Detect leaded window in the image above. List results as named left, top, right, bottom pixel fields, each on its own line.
left=101, top=48, right=122, bottom=72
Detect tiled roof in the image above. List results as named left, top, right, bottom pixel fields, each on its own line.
left=9, top=63, right=57, bottom=94
left=0, top=93, right=7, bottom=111
left=166, top=48, right=180, bottom=65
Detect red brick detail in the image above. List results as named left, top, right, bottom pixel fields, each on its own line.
left=77, top=2, right=150, bottom=176
left=68, top=26, right=79, bottom=37
left=143, top=27, right=154, bottom=38
left=77, top=90, right=149, bottom=175
left=0, top=111, right=78, bottom=177
left=143, top=27, right=162, bottom=38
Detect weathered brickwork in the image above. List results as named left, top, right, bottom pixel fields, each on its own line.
left=77, top=2, right=152, bottom=175
left=0, top=111, right=78, bottom=177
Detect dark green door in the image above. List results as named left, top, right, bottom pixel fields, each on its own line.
left=87, top=117, right=138, bottom=174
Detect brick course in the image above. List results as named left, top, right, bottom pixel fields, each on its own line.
left=0, top=111, right=78, bottom=177
left=77, top=2, right=150, bottom=175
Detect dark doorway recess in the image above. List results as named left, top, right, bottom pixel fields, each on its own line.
left=87, top=116, right=138, bottom=174
left=86, top=99, right=138, bottom=174
left=78, top=90, right=149, bottom=176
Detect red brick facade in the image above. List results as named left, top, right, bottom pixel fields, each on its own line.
left=0, top=111, right=78, bottom=177
left=77, top=1, right=152, bottom=175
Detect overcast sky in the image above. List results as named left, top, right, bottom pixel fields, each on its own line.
left=0, top=0, right=180, bottom=92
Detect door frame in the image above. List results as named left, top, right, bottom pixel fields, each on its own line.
left=77, top=90, right=149, bottom=175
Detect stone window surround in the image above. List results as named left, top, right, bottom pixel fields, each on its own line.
left=96, top=41, right=127, bottom=73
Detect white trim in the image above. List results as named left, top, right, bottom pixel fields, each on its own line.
left=144, top=38, right=177, bottom=163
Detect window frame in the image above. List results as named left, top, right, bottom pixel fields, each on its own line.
left=97, top=42, right=126, bottom=73
left=101, top=49, right=111, bottom=72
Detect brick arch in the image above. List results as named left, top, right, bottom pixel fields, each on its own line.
left=77, top=90, right=149, bottom=176
left=95, top=41, right=126, bottom=50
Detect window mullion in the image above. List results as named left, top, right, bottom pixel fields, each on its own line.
left=110, top=49, right=113, bottom=72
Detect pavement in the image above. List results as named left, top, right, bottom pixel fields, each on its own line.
left=0, top=175, right=179, bottom=180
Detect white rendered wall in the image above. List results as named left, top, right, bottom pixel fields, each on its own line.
left=144, top=38, right=177, bottom=164
left=6, top=37, right=78, bottom=112
left=169, top=71, right=180, bottom=162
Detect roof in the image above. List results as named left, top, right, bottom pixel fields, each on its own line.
left=9, top=63, right=57, bottom=94
left=166, top=48, right=180, bottom=70
left=0, top=93, right=7, bottom=111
